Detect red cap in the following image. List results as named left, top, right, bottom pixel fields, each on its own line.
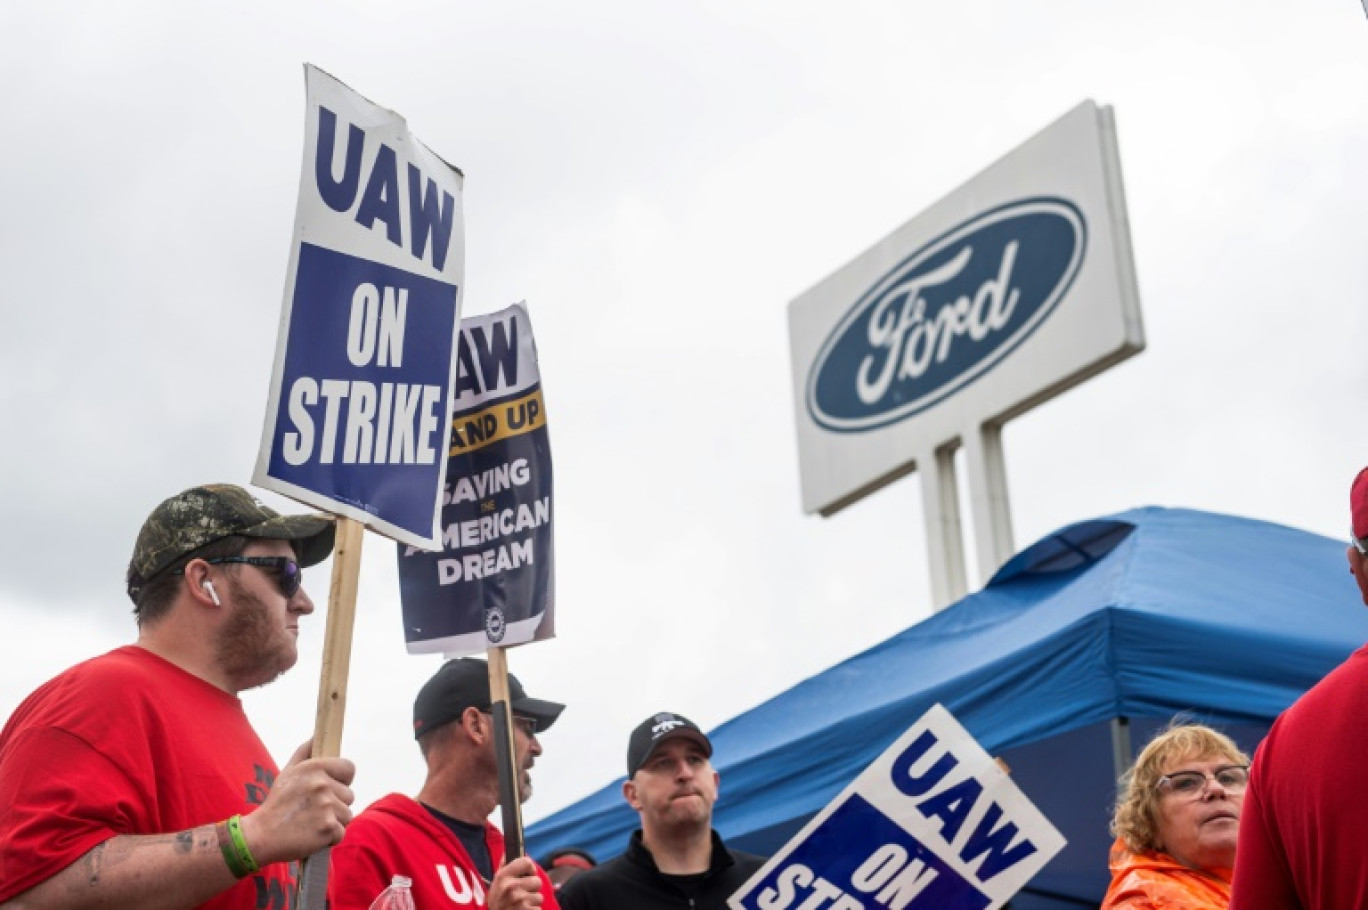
left=1352, top=467, right=1368, bottom=541
left=549, top=853, right=595, bottom=872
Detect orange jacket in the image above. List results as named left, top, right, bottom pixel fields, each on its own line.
left=1101, top=838, right=1232, bottom=910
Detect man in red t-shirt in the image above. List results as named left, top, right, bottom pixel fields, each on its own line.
left=1231, top=466, right=1368, bottom=910
left=329, top=658, right=563, bottom=910
left=0, top=484, right=357, bottom=910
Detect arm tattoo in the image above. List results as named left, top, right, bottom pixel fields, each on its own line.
left=77, top=829, right=208, bottom=884
left=80, top=842, right=106, bottom=885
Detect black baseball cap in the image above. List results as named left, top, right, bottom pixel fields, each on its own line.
left=626, top=712, right=712, bottom=777
left=413, top=657, right=564, bottom=739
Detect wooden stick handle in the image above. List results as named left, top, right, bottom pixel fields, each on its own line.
left=300, top=517, right=364, bottom=910
left=487, top=647, right=525, bottom=860
left=312, top=517, right=364, bottom=757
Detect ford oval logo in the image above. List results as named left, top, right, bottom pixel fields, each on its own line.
left=807, top=197, right=1087, bottom=432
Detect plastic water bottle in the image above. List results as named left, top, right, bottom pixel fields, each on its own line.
left=368, top=875, right=416, bottom=910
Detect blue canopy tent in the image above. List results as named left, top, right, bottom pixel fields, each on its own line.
left=527, top=507, right=1366, bottom=908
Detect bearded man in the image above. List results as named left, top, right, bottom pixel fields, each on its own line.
left=0, top=484, right=356, bottom=910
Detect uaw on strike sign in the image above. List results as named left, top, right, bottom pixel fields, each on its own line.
left=729, top=706, right=1065, bottom=910
left=254, top=65, right=463, bottom=549
left=397, top=303, right=554, bottom=656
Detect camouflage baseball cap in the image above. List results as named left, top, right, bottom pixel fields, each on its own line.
left=126, top=484, right=335, bottom=601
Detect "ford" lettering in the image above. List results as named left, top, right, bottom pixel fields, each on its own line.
left=807, top=198, right=1086, bottom=432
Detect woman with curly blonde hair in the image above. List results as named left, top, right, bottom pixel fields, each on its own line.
left=1102, top=722, right=1250, bottom=910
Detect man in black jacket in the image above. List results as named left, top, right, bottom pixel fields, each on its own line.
left=558, top=712, right=765, bottom=910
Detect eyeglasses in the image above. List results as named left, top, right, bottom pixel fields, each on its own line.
left=483, top=711, right=538, bottom=737
left=176, top=556, right=303, bottom=598
left=1352, top=527, right=1368, bottom=557
left=1156, top=764, right=1249, bottom=799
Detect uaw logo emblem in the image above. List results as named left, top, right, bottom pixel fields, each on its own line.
left=806, top=197, right=1086, bottom=432
left=484, top=605, right=506, bottom=643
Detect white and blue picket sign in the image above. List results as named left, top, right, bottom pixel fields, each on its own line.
left=255, top=65, right=464, bottom=550
left=728, top=705, right=1065, bottom=910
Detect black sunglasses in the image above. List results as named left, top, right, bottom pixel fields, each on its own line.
left=176, top=556, right=303, bottom=598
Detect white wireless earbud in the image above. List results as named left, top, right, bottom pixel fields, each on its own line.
left=202, top=580, right=222, bottom=607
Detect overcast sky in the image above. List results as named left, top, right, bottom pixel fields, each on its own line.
left=3, top=0, right=1367, bottom=837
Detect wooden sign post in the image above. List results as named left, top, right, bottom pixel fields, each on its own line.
left=298, top=517, right=365, bottom=908
left=486, top=647, right=526, bottom=861
left=311, top=517, right=365, bottom=757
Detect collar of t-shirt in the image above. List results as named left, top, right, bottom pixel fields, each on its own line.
left=421, top=802, right=494, bottom=882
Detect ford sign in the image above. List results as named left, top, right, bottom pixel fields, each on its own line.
left=807, top=197, right=1087, bottom=432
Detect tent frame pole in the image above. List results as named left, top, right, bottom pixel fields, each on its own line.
left=1110, top=716, right=1133, bottom=782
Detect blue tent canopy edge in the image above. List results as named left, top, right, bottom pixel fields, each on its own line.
left=527, top=506, right=1365, bottom=908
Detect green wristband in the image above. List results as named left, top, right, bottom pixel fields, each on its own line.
left=225, top=815, right=261, bottom=875
left=217, top=819, right=250, bottom=879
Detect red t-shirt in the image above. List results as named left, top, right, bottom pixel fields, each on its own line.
left=1232, top=646, right=1368, bottom=910
left=0, top=646, right=296, bottom=909
left=328, top=792, right=559, bottom=910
